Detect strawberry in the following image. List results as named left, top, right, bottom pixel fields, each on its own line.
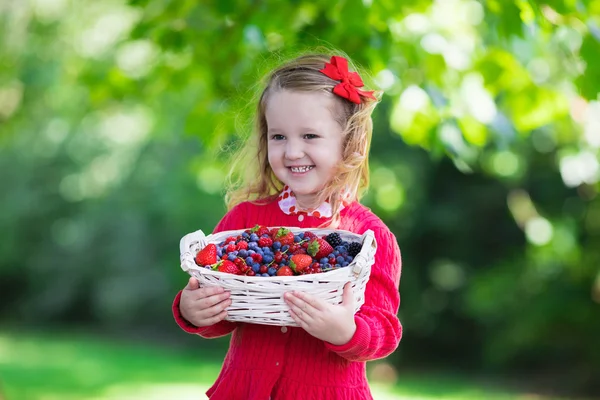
left=195, top=244, right=218, bottom=266
left=289, top=254, right=313, bottom=273
left=276, top=266, right=293, bottom=276
left=273, top=228, right=294, bottom=246
left=251, top=224, right=270, bottom=236
left=214, top=260, right=239, bottom=274
left=307, top=238, right=334, bottom=260
left=258, top=237, right=273, bottom=248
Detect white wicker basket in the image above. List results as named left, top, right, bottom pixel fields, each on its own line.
left=179, top=227, right=376, bottom=327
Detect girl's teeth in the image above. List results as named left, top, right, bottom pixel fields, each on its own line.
left=291, top=166, right=313, bottom=173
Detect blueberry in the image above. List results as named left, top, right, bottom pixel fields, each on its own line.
left=273, top=242, right=282, bottom=250
left=227, top=254, right=236, bottom=261
left=217, top=249, right=223, bottom=257
left=263, top=255, right=273, bottom=263
left=282, top=245, right=289, bottom=252
left=251, top=264, right=260, bottom=273
left=342, top=262, right=349, bottom=267
left=250, top=233, right=259, bottom=242
left=336, top=256, right=345, bottom=264
left=242, top=232, right=250, bottom=239
left=261, top=273, right=270, bottom=277
left=238, top=250, right=248, bottom=258
left=335, top=264, right=341, bottom=268
left=294, top=235, right=301, bottom=243
left=298, top=232, right=305, bottom=239
left=333, top=250, right=340, bottom=256
left=320, top=258, right=328, bottom=264
left=252, top=263, right=261, bottom=269
left=324, top=263, right=331, bottom=269
left=261, top=233, right=270, bottom=238
left=247, top=250, right=255, bottom=255
left=268, top=267, right=277, bottom=276
left=230, top=251, right=238, bottom=256
left=345, top=255, right=353, bottom=262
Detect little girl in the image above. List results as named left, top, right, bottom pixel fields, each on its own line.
left=174, top=52, right=402, bottom=399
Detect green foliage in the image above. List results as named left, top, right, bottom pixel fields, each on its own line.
left=0, top=0, right=599, bottom=396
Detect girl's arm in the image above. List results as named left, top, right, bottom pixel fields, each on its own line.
left=324, top=227, right=403, bottom=361
left=172, top=202, right=248, bottom=338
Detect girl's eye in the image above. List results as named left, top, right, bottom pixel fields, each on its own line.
left=304, top=134, right=319, bottom=139
left=271, top=134, right=285, bottom=140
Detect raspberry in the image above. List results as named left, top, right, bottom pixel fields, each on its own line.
left=325, top=232, right=343, bottom=247
left=258, top=237, right=273, bottom=248
left=348, top=242, right=362, bottom=257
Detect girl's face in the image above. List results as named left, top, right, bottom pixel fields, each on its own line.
left=266, top=90, right=344, bottom=209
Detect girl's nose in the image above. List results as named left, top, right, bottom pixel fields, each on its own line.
left=284, top=140, right=304, bottom=160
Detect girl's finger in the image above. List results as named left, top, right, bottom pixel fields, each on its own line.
left=289, top=309, right=309, bottom=330
left=200, top=292, right=230, bottom=309
left=292, top=291, right=325, bottom=311
left=199, top=299, right=232, bottom=319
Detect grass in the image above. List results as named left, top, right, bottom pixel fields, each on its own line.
left=0, top=329, right=580, bottom=400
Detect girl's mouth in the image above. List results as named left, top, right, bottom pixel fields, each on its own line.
left=289, top=166, right=314, bottom=173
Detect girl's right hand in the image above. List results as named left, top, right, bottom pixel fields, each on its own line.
left=180, top=277, right=232, bottom=327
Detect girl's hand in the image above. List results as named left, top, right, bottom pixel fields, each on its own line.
left=284, top=282, right=356, bottom=345
left=180, top=277, right=232, bottom=327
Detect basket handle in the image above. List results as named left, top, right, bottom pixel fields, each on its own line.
left=351, top=229, right=376, bottom=277
left=180, top=229, right=208, bottom=273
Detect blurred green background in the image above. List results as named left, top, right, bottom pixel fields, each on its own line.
left=1, top=0, right=599, bottom=399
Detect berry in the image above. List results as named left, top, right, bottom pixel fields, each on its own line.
left=259, top=265, right=268, bottom=274
left=226, top=244, right=236, bottom=253
left=237, top=240, right=248, bottom=250
left=258, top=237, right=273, bottom=247
left=276, top=266, right=293, bottom=276
left=307, top=238, right=334, bottom=260
left=348, top=242, right=362, bottom=257
left=225, top=236, right=237, bottom=244
left=325, top=232, right=343, bottom=247
left=303, top=231, right=317, bottom=240
left=251, top=253, right=263, bottom=263
left=274, top=252, right=283, bottom=263
left=195, top=244, right=218, bottom=266
left=289, top=254, right=312, bottom=273
left=256, top=225, right=270, bottom=236
left=273, top=228, right=295, bottom=246
left=215, top=260, right=239, bottom=274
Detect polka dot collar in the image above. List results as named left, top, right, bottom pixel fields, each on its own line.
left=277, top=185, right=350, bottom=218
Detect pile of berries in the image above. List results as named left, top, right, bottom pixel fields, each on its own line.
left=194, top=225, right=363, bottom=277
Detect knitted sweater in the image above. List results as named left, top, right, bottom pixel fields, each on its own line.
left=172, top=198, right=403, bottom=399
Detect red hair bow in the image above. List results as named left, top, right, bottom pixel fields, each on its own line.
left=319, top=56, right=376, bottom=104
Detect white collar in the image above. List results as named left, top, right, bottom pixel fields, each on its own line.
left=277, top=185, right=350, bottom=218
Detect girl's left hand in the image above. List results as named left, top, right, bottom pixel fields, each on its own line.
left=284, top=282, right=356, bottom=346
